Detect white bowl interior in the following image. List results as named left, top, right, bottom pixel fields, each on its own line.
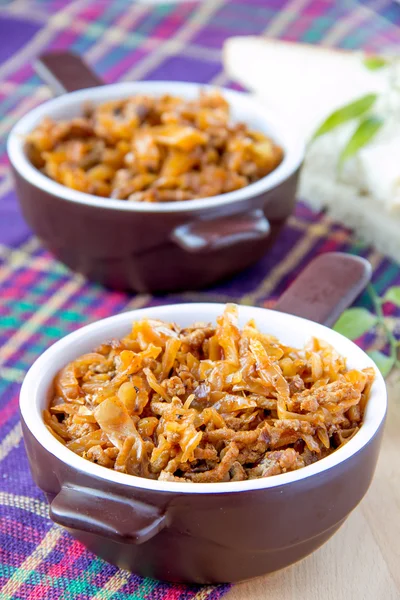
left=20, top=303, right=387, bottom=494
left=8, top=81, right=304, bottom=213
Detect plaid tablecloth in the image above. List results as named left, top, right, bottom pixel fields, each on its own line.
left=0, top=1, right=399, bottom=598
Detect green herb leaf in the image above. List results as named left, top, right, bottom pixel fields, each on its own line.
left=383, top=286, right=400, bottom=307
left=312, top=94, right=377, bottom=140
left=363, top=55, right=387, bottom=71
left=333, top=308, right=377, bottom=340
left=338, top=115, right=383, bottom=169
left=367, top=350, right=394, bottom=377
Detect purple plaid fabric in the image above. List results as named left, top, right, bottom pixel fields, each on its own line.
left=0, top=1, right=399, bottom=598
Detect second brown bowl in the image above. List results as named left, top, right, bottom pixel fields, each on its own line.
left=8, top=53, right=303, bottom=293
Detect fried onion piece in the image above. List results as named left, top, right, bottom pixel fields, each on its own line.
left=203, top=427, right=260, bottom=445
left=249, top=339, right=289, bottom=419
left=93, top=397, right=148, bottom=477
left=159, top=337, right=181, bottom=381
left=216, top=304, right=240, bottom=364
left=54, top=364, right=81, bottom=401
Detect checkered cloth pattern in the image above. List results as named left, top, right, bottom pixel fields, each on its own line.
left=0, top=0, right=399, bottom=598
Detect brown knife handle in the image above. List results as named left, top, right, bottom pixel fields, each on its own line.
left=172, top=209, right=270, bottom=253
left=274, top=253, right=372, bottom=327
left=50, top=485, right=168, bottom=545
left=34, top=52, right=103, bottom=95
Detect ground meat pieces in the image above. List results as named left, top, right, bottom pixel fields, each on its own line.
left=85, top=445, right=114, bottom=468
left=247, top=449, right=305, bottom=479
left=164, top=376, right=186, bottom=397
left=47, top=304, right=374, bottom=483
left=185, top=442, right=239, bottom=483
left=27, top=92, right=283, bottom=203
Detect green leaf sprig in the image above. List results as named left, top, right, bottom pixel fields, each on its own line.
left=363, top=55, right=388, bottom=71
left=310, top=54, right=389, bottom=169
left=312, top=94, right=377, bottom=141
left=338, top=115, right=383, bottom=170
left=334, top=284, right=400, bottom=377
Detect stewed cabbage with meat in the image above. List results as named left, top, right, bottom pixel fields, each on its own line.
left=26, top=91, right=283, bottom=202
left=45, top=305, right=374, bottom=483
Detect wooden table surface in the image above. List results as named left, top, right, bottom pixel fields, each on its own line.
left=226, top=374, right=400, bottom=600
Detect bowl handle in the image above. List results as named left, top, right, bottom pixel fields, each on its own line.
left=34, top=52, right=103, bottom=95
left=274, top=252, right=372, bottom=327
left=172, top=208, right=270, bottom=252
left=49, top=484, right=168, bottom=544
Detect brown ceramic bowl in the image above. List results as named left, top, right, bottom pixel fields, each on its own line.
left=7, top=52, right=303, bottom=293
left=19, top=254, right=387, bottom=584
